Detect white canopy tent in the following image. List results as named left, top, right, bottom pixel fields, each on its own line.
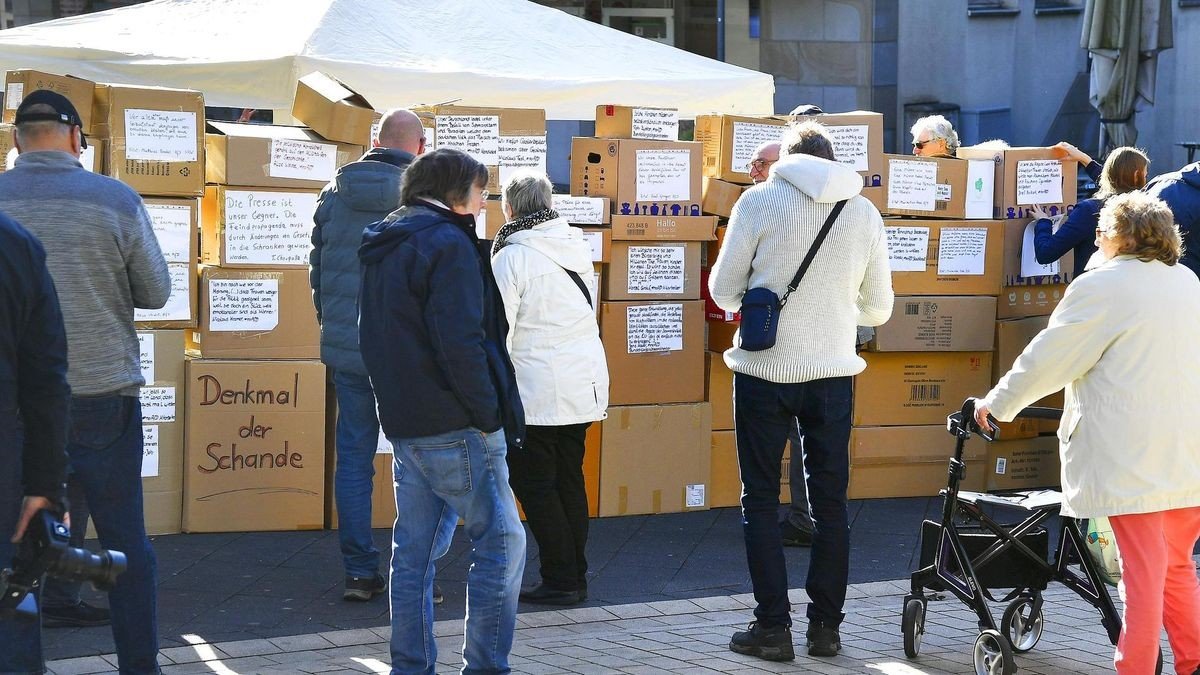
left=0, top=0, right=775, bottom=120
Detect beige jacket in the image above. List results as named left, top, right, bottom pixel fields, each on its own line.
left=982, top=255, right=1200, bottom=518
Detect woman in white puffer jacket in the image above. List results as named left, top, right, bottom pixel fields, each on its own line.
left=490, top=170, right=609, bottom=606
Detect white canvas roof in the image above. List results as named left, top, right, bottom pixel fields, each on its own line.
left=0, top=0, right=775, bottom=120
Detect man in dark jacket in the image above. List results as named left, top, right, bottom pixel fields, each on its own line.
left=1145, top=161, right=1200, bottom=278
left=358, top=149, right=525, bottom=675
left=309, top=108, right=427, bottom=602
left=0, top=211, right=71, bottom=675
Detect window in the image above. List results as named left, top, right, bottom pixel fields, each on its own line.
left=968, top=0, right=1019, bottom=17
left=1034, top=0, right=1083, bottom=15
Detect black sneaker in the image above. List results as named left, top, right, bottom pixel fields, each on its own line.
left=780, top=520, right=814, bottom=547
left=518, top=583, right=582, bottom=606
left=432, top=583, right=444, bottom=605
left=729, top=621, right=795, bottom=661
left=806, top=621, right=841, bottom=657
left=343, top=573, right=386, bottom=602
left=42, top=601, right=111, bottom=628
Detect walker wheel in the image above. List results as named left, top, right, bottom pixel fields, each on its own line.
left=973, top=629, right=1016, bottom=675
left=1001, top=596, right=1044, bottom=653
left=902, top=597, right=925, bottom=658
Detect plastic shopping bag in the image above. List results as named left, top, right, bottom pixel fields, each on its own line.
left=1085, top=517, right=1122, bottom=586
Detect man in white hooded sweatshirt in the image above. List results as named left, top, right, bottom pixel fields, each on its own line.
left=709, top=121, right=893, bottom=661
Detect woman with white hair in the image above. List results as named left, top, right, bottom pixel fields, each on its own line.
left=490, top=170, right=609, bottom=606
left=910, top=115, right=959, bottom=157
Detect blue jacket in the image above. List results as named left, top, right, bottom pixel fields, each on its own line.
left=310, top=148, right=413, bottom=376
left=358, top=201, right=525, bottom=447
left=1145, top=162, right=1200, bottom=278
left=0, top=213, right=69, bottom=502
left=1033, top=160, right=1105, bottom=279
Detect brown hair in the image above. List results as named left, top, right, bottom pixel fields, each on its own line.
left=781, top=120, right=835, bottom=162
left=1095, top=146, right=1149, bottom=199
left=1098, top=192, right=1182, bottom=265
left=400, top=148, right=488, bottom=209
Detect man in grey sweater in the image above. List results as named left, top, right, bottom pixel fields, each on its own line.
left=0, top=90, right=170, bottom=675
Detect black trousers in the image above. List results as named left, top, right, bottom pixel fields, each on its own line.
left=507, top=423, right=590, bottom=591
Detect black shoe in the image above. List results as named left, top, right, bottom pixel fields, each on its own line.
left=577, top=584, right=588, bottom=602
left=343, top=573, right=386, bottom=601
left=42, top=601, right=111, bottom=628
left=729, top=621, right=795, bottom=661
left=518, top=583, right=582, bottom=606
left=806, top=621, right=841, bottom=657
left=780, top=520, right=814, bottom=547
left=432, top=583, right=444, bottom=605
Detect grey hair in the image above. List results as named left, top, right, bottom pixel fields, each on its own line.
left=910, top=115, right=960, bottom=154
left=780, top=120, right=835, bottom=161
left=14, top=103, right=72, bottom=147
left=502, top=169, right=553, bottom=219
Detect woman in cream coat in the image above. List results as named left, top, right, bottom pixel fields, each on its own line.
left=974, top=192, right=1200, bottom=675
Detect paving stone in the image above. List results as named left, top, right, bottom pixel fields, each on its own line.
left=45, top=656, right=115, bottom=675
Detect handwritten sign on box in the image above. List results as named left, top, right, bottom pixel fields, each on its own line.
left=825, top=124, right=870, bottom=172
left=124, top=109, right=197, bottom=162
left=1015, top=160, right=1063, bottom=205
left=137, top=333, right=155, bottom=383
left=887, top=159, right=937, bottom=211
left=498, top=135, right=547, bottom=187
left=627, top=303, right=684, bottom=353
left=143, top=203, right=193, bottom=263
left=552, top=195, right=606, bottom=224
left=885, top=226, right=930, bottom=273
left=730, top=121, right=785, bottom=174
left=222, top=191, right=319, bottom=265
left=627, top=245, right=686, bottom=294
left=937, top=227, right=988, bottom=276
left=268, top=138, right=338, bottom=182
left=135, top=263, right=192, bottom=323
left=436, top=115, right=500, bottom=165
left=635, top=149, right=692, bottom=202
left=141, top=386, right=176, bottom=423
left=632, top=108, right=679, bottom=141
left=142, top=425, right=159, bottom=478
left=208, top=279, right=279, bottom=332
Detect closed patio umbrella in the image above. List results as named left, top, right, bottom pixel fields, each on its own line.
left=1081, top=0, right=1173, bottom=152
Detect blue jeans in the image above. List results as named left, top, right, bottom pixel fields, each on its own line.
left=332, top=370, right=383, bottom=578
left=0, top=484, right=43, bottom=674
left=388, top=427, right=525, bottom=675
left=734, top=373, right=851, bottom=629
left=68, top=395, right=159, bottom=674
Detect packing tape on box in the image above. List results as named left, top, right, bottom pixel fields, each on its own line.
left=652, top=490, right=662, bottom=513
left=619, top=408, right=633, bottom=429
left=618, top=486, right=628, bottom=515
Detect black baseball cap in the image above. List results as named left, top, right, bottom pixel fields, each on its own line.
left=14, top=89, right=87, bottom=149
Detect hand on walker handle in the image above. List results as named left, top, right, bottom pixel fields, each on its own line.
left=973, top=401, right=993, bottom=433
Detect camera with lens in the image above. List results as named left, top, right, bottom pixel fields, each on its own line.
left=0, top=509, right=126, bottom=621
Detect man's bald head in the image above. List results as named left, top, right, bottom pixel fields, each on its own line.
left=374, top=108, right=425, bottom=155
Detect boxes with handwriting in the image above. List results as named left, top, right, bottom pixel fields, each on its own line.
left=694, top=114, right=787, bottom=184
left=182, top=358, right=326, bottom=532
left=412, top=105, right=546, bottom=194
left=188, top=266, right=319, bottom=359
left=136, top=330, right=186, bottom=535
left=604, top=241, right=702, bottom=301
left=551, top=195, right=610, bottom=225
left=201, top=186, right=321, bottom=268
left=135, top=197, right=199, bottom=328
left=205, top=121, right=362, bottom=190
left=879, top=154, right=995, bottom=220
left=600, top=300, right=704, bottom=405
left=94, top=84, right=205, bottom=197
left=886, top=219, right=1004, bottom=296
left=1001, top=218, right=1075, bottom=287
left=594, top=105, right=679, bottom=141
left=570, top=138, right=703, bottom=217
left=805, top=111, right=887, bottom=186
left=956, top=146, right=1078, bottom=220
left=4, top=70, right=97, bottom=132
left=291, top=71, right=380, bottom=147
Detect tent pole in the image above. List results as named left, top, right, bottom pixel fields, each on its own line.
left=1098, top=124, right=1106, bottom=158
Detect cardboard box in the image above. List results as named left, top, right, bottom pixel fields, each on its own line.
left=702, top=225, right=730, bottom=269
left=992, top=316, right=1065, bottom=410
left=879, top=154, right=995, bottom=220
left=134, top=197, right=199, bottom=329
left=854, top=352, right=993, bottom=426
left=986, top=436, right=1060, bottom=491
left=886, top=219, right=1004, bottom=296
left=599, top=403, right=711, bottom=516
left=604, top=241, right=702, bottom=301
left=182, top=359, right=326, bottom=532
left=706, top=351, right=734, bottom=430
left=1001, top=218, right=1075, bottom=287
left=138, top=330, right=186, bottom=535
left=993, top=417, right=1041, bottom=441
left=189, top=266, right=320, bottom=359
left=997, top=283, right=1067, bottom=319
left=580, top=227, right=611, bottom=264
left=862, top=185, right=888, bottom=215
left=591, top=263, right=604, bottom=324
left=711, top=430, right=794, bottom=508
left=957, top=146, right=1079, bottom=221
left=610, top=214, right=716, bottom=241
left=707, top=318, right=739, bottom=352
left=205, top=121, right=362, bottom=190
left=594, top=104, right=679, bottom=141
left=414, top=105, right=546, bottom=194
left=694, top=114, right=788, bottom=184
left=4, top=70, right=96, bottom=132
left=570, top=138, right=703, bottom=217
left=850, top=461, right=986, bottom=499
left=291, top=71, right=379, bottom=146
left=849, top=426, right=987, bottom=498
left=95, top=84, right=205, bottom=197
left=552, top=195, right=610, bottom=225
left=600, top=300, right=704, bottom=405
left=201, top=186, right=322, bottom=267
left=869, top=296, right=997, bottom=352
left=702, top=177, right=746, bottom=218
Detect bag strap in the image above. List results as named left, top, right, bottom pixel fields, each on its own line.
left=780, top=199, right=847, bottom=307
left=564, top=269, right=593, bottom=308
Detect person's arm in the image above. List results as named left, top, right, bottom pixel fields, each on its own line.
left=1084, top=159, right=1102, bottom=184
left=1052, top=141, right=1098, bottom=181
left=708, top=196, right=759, bottom=312
left=856, top=213, right=894, bottom=326
left=424, top=236, right=502, bottom=432
left=980, top=276, right=1112, bottom=421
left=489, top=250, right=523, bottom=354
left=1033, top=200, right=1099, bottom=265
left=309, top=192, right=331, bottom=323
left=125, top=204, right=171, bottom=310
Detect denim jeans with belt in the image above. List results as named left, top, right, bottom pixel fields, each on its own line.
left=734, top=373, right=852, bottom=630
left=388, top=427, right=525, bottom=675
left=332, top=370, right=383, bottom=578
left=66, top=395, right=159, bottom=674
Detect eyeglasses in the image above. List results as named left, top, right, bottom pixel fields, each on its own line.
left=912, top=139, right=938, bottom=150
left=749, top=158, right=776, bottom=170
left=480, top=189, right=490, bottom=200
left=1095, top=226, right=1112, bottom=235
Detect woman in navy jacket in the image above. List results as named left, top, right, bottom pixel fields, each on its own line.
left=1033, top=144, right=1148, bottom=278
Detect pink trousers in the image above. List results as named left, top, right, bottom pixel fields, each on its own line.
left=1109, top=507, right=1200, bottom=675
